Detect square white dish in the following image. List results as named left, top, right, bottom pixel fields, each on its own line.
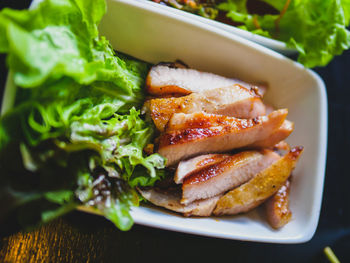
left=133, top=0, right=297, bottom=55
left=1, top=0, right=327, bottom=244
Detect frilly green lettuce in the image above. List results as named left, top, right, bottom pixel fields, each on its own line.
left=0, top=0, right=165, bottom=231
left=218, top=0, right=350, bottom=67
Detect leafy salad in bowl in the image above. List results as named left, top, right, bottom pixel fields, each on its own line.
left=0, top=0, right=167, bottom=231
left=149, top=0, right=350, bottom=68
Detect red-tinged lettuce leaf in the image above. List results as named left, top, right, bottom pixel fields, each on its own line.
left=218, top=0, right=350, bottom=67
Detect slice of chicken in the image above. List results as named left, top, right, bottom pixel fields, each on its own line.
left=181, top=150, right=280, bottom=205
left=174, top=154, right=230, bottom=184
left=146, top=64, right=266, bottom=97
left=248, top=120, right=294, bottom=148
left=158, top=109, right=288, bottom=166
left=265, top=180, right=292, bottom=229
left=145, top=85, right=266, bottom=132
left=213, top=146, right=303, bottom=216
left=138, top=187, right=221, bottom=217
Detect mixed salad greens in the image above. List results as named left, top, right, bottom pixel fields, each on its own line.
left=153, top=0, right=350, bottom=68
left=0, top=0, right=165, bottom=230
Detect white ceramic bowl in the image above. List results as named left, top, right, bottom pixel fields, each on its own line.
left=134, top=0, right=297, bottom=55
left=2, top=0, right=327, bottom=243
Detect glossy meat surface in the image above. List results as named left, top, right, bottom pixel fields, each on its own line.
left=213, top=146, right=303, bottom=216
left=248, top=120, right=294, bottom=148
left=265, top=180, right=292, bottom=229
left=146, top=64, right=266, bottom=96
left=158, top=109, right=288, bottom=166
left=146, top=85, right=266, bottom=132
left=174, top=154, right=230, bottom=184
left=181, top=150, right=280, bottom=204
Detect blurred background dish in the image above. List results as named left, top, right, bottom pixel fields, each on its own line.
left=139, top=0, right=296, bottom=55
left=140, top=0, right=350, bottom=68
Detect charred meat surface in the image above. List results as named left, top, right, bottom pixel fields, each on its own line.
left=146, top=64, right=266, bottom=96
left=141, top=62, right=303, bottom=227
left=175, top=154, right=230, bottom=184
left=145, top=85, right=266, bottom=132
left=158, top=109, right=288, bottom=166
left=265, top=179, right=292, bottom=229
left=181, top=150, right=280, bottom=204
left=213, top=146, right=303, bottom=216
left=248, top=120, right=294, bottom=148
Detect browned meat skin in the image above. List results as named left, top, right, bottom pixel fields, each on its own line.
left=146, top=64, right=267, bottom=97
left=174, top=154, right=230, bottom=184
left=165, top=106, right=267, bottom=132
left=248, top=120, right=294, bottom=148
left=181, top=150, right=280, bottom=205
left=146, top=85, right=266, bottom=132
left=265, top=180, right=292, bottom=229
left=158, top=109, right=288, bottom=166
left=137, top=187, right=221, bottom=217
left=213, top=146, right=303, bottom=216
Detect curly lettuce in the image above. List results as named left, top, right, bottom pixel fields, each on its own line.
left=218, top=0, right=350, bottom=68
left=0, top=0, right=165, bottom=231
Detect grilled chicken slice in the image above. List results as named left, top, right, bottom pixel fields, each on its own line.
left=138, top=187, right=220, bottom=216
left=265, top=180, right=292, bottom=229
left=146, top=85, right=266, bottom=132
left=175, top=154, right=230, bottom=184
left=146, top=64, right=266, bottom=97
left=213, top=146, right=303, bottom=216
left=248, top=120, right=294, bottom=148
left=158, top=109, right=288, bottom=166
left=273, top=141, right=291, bottom=152
left=181, top=150, right=280, bottom=205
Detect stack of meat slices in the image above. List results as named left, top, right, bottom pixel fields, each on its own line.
left=140, top=62, right=303, bottom=229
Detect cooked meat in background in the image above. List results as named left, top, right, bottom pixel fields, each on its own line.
left=138, top=187, right=221, bottom=216
left=265, top=179, right=292, bottom=229
left=174, top=154, right=230, bottom=184
left=158, top=109, right=288, bottom=166
left=145, top=85, right=266, bottom=132
left=146, top=63, right=266, bottom=97
left=181, top=150, right=280, bottom=204
left=213, top=146, right=303, bottom=216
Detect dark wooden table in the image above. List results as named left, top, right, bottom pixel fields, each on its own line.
left=1, top=1, right=350, bottom=262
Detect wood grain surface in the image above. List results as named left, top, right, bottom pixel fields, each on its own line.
left=0, top=211, right=165, bottom=263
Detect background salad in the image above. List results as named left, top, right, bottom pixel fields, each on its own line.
left=152, top=0, right=350, bottom=68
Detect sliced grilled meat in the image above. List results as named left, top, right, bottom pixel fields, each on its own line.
left=145, top=85, right=266, bottom=132
left=265, top=180, right=292, bottom=229
left=181, top=150, right=280, bottom=205
left=138, top=187, right=220, bottom=216
left=174, top=154, right=230, bottom=184
left=213, top=146, right=303, bottom=216
left=146, top=64, right=266, bottom=96
left=248, top=120, right=294, bottom=148
left=158, top=109, right=288, bottom=166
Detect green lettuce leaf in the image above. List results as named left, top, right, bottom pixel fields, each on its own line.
left=341, top=0, right=350, bottom=25
left=0, top=0, right=165, bottom=231
left=218, top=0, right=350, bottom=67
